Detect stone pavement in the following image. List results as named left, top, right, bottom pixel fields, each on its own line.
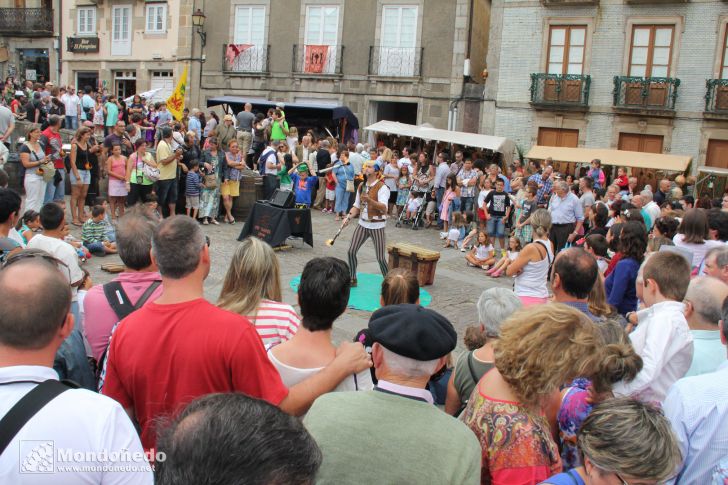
left=79, top=209, right=514, bottom=352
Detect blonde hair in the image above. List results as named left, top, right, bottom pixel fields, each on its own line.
left=217, top=237, right=282, bottom=317
left=381, top=148, right=393, bottom=164
left=529, top=208, right=552, bottom=239
left=587, top=276, right=612, bottom=317
left=494, top=303, right=603, bottom=408
left=591, top=318, right=642, bottom=393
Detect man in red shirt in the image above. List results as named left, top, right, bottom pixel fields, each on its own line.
left=103, top=216, right=371, bottom=452
left=40, top=115, right=66, bottom=207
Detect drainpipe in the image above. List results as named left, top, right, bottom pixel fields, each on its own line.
left=448, top=0, right=475, bottom=131
left=56, top=0, right=62, bottom=83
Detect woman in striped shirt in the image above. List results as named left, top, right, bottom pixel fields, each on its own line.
left=217, top=237, right=300, bottom=348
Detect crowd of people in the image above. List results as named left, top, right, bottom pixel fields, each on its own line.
left=2, top=78, right=728, bottom=485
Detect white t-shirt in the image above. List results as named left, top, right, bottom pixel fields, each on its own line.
left=477, top=189, right=492, bottom=209
left=407, top=197, right=422, bottom=213
left=672, top=234, right=723, bottom=270
left=61, top=93, right=80, bottom=117
left=267, top=350, right=374, bottom=392
left=448, top=228, right=460, bottom=242
left=354, top=180, right=390, bottom=230
left=383, top=164, right=399, bottom=192
left=27, top=234, right=83, bottom=301
left=0, top=365, right=153, bottom=485
left=398, top=157, right=413, bottom=174
left=507, top=250, right=520, bottom=261
left=476, top=244, right=494, bottom=260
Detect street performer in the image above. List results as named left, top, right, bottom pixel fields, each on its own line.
left=344, top=158, right=390, bottom=287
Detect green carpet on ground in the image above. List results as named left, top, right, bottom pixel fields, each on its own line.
left=290, top=272, right=432, bottom=312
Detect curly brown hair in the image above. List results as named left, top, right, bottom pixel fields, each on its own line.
left=494, top=303, right=604, bottom=408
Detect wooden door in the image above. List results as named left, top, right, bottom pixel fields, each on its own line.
left=707, top=139, right=728, bottom=170
left=717, top=86, right=728, bottom=111
left=618, top=133, right=664, bottom=189
left=538, top=128, right=579, bottom=175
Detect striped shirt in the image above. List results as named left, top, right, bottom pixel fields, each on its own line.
left=81, top=219, right=108, bottom=243
left=246, top=300, right=301, bottom=348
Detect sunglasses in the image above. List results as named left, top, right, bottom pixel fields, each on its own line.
left=2, top=249, right=71, bottom=283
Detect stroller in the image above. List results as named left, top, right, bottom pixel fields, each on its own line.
left=395, top=181, right=427, bottom=230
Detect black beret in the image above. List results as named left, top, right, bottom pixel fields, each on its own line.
left=368, top=304, right=457, bottom=360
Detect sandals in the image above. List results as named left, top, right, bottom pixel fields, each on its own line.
left=210, top=218, right=219, bottom=225
left=71, top=221, right=82, bottom=227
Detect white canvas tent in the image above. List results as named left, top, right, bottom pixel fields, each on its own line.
left=364, top=121, right=516, bottom=165
left=525, top=145, right=691, bottom=173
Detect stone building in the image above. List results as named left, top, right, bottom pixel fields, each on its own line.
left=0, top=0, right=59, bottom=84
left=195, top=0, right=489, bottom=133
left=483, top=0, right=728, bottom=177
left=61, top=0, right=194, bottom=103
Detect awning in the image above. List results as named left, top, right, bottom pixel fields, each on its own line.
left=206, top=97, right=359, bottom=129
left=525, top=146, right=691, bottom=172
left=696, top=165, right=728, bottom=177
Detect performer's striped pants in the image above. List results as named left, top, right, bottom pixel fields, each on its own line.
left=347, top=224, right=389, bottom=280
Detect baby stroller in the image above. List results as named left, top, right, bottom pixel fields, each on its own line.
left=395, top=184, right=426, bottom=230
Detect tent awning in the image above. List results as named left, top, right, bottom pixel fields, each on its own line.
left=525, top=146, right=691, bottom=172
left=364, top=120, right=515, bottom=156
left=697, top=165, right=728, bottom=177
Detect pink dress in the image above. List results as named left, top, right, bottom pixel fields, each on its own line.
left=108, top=156, right=128, bottom=197
left=440, top=189, right=456, bottom=222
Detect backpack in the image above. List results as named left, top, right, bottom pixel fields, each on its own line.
left=258, top=148, right=276, bottom=176
left=95, top=280, right=161, bottom=391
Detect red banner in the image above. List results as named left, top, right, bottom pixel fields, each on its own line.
left=225, top=44, right=253, bottom=68
left=304, top=45, right=329, bottom=74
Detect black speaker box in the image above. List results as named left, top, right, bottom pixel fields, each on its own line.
left=269, top=189, right=295, bottom=208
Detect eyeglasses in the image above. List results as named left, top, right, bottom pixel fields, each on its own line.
left=2, top=249, right=71, bottom=283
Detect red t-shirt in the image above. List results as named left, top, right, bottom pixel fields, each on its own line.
left=41, top=127, right=64, bottom=168
left=102, top=298, right=289, bottom=451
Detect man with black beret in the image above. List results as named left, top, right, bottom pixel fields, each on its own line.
left=303, top=304, right=481, bottom=484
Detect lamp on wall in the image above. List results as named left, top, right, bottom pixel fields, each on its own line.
left=192, top=8, right=207, bottom=49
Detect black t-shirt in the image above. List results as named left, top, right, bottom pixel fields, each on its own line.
left=484, top=190, right=511, bottom=217
left=519, top=199, right=536, bottom=223
left=104, top=133, right=131, bottom=156
left=316, top=149, right=331, bottom=171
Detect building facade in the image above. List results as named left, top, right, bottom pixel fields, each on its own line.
left=0, top=0, right=59, bottom=85
left=61, top=0, right=194, bottom=103
left=196, top=0, right=490, bottom=135
left=483, top=0, right=728, bottom=179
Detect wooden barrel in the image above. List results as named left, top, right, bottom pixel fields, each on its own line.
left=232, top=172, right=263, bottom=221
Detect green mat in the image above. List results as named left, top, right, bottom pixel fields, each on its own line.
left=290, top=272, right=432, bottom=313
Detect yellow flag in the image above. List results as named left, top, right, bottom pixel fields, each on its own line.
left=166, top=65, right=188, bottom=121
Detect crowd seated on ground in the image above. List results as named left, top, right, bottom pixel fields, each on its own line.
left=2, top=96, right=728, bottom=484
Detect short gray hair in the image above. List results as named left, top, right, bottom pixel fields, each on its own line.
left=707, top=246, right=728, bottom=268
left=116, top=210, right=157, bottom=270
left=685, top=276, right=728, bottom=325
left=477, top=288, right=522, bottom=337
left=379, top=345, right=440, bottom=379
left=356, top=143, right=364, bottom=152
left=556, top=180, right=570, bottom=192
left=152, top=216, right=206, bottom=279
left=640, top=189, right=653, bottom=202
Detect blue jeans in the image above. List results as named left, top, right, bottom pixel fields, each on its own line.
left=84, top=241, right=106, bottom=255
left=486, top=216, right=506, bottom=238
left=435, top=187, right=445, bottom=225
left=44, top=168, right=66, bottom=203
left=65, top=116, right=79, bottom=130
left=461, top=196, right=474, bottom=213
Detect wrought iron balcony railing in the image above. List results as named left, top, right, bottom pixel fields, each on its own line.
left=705, top=79, right=728, bottom=114
left=613, top=76, right=680, bottom=110
left=368, top=46, right=423, bottom=77
left=292, top=44, right=344, bottom=75
left=530, top=73, right=591, bottom=108
left=223, top=44, right=270, bottom=74
left=0, top=8, right=53, bottom=36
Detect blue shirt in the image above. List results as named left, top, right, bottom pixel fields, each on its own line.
left=291, top=173, right=317, bottom=206
left=685, top=330, right=726, bottom=377
left=604, top=257, right=640, bottom=315
left=528, top=173, right=553, bottom=205
left=548, top=192, right=584, bottom=224
left=188, top=116, right=201, bottom=141
left=560, top=300, right=603, bottom=323
left=185, top=171, right=202, bottom=196
left=664, top=361, right=728, bottom=485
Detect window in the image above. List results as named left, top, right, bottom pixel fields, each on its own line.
left=233, top=6, right=265, bottom=45
left=721, top=28, right=728, bottom=79
left=378, top=6, right=419, bottom=76
left=146, top=3, right=167, bottom=34
left=629, top=25, right=674, bottom=78
left=77, top=7, right=96, bottom=36
left=547, top=26, right=586, bottom=75
left=305, top=6, right=338, bottom=46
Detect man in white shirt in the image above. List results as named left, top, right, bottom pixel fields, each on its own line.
left=682, top=276, right=728, bottom=377
left=397, top=146, right=412, bottom=174
left=433, top=153, right=450, bottom=228
left=79, top=87, right=95, bottom=122
left=613, top=251, right=693, bottom=402
left=344, top=160, right=390, bottom=286
left=349, top=144, right=366, bottom=177
left=663, top=295, right=728, bottom=485
left=60, top=87, right=80, bottom=130
left=0, top=254, right=152, bottom=485
left=641, top=189, right=660, bottom=230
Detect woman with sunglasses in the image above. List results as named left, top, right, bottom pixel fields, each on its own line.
left=542, top=397, right=681, bottom=485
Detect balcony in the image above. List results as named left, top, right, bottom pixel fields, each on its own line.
left=530, top=73, right=591, bottom=111
left=292, top=44, right=344, bottom=76
left=705, top=79, right=728, bottom=118
left=368, top=46, right=423, bottom=78
left=0, top=8, right=53, bottom=36
left=541, top=0, right=599, bottom=6
left=222, top=44, right=270, bottom=74
left=612, top=76, right=680, bottom=115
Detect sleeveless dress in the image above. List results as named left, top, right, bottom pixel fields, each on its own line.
left=108, top=156, right=128, bottom=197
